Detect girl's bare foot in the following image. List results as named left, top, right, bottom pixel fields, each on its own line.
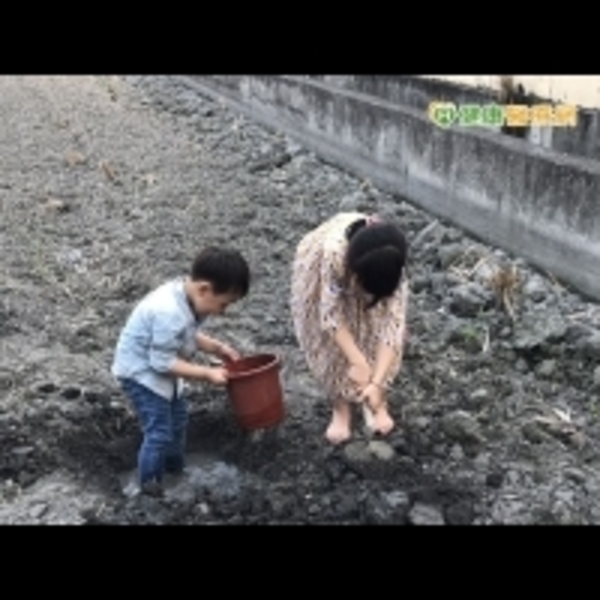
left=372, top=404, right=394, bottom=435
left=326, top=400, right=352, bottom=444
left=364, top=401, right=395, bottom=435
left=361, top=385, right=395, bottom=436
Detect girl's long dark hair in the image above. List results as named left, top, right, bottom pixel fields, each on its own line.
left=345, top=217, right=407, bottom=308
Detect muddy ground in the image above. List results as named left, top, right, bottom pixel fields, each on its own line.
left=2, top=75, right=600, bottom=524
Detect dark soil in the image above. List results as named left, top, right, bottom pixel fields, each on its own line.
left=2, top=75, right=600, bottom=524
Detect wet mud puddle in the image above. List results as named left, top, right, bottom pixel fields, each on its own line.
left=119, top=452, right=244, bottom=503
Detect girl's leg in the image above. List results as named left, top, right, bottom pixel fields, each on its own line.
left=325, top=398, right=352, bottom=444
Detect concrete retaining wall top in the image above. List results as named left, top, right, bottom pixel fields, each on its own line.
left=180, top=75, right=600, bottom=302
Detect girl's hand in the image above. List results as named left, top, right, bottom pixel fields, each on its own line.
left=359, top=382, right=385, bottom=413
left=347, top=360, right=372, bottom=391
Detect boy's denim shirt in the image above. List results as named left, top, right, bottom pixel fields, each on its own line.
left=111, top=278, right=206, bottom=400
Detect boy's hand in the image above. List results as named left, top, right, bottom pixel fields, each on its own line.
left=215, top=342, right=240, bottom=363
left=205, top=366, right=229, bottom=386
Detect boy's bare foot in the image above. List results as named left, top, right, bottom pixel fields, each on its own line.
left=325, top=401, right=352, bottom=444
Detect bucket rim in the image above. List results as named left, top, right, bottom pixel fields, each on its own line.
left=225, top=352, right=281, bottom=381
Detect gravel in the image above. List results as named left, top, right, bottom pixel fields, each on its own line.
left=2, top=75, right=600, bottom=524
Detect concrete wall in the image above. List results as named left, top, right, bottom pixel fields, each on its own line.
left=178, top=75, right=600, bottom=302
left=422, top=76, right=600, bottom=111
left=305, top=75, right=502, bottom=117
left=303, top=76, right=600, bottom=162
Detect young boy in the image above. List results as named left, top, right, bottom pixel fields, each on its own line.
left=111, top=246, right=250, bottom=496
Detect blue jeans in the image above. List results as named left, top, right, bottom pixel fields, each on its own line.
left=119, top=378, right=188, bottom=486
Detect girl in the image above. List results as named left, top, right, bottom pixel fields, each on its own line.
left=290, top=211, right=409, bottom=444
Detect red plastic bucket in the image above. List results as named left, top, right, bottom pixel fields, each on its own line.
left=225, top=353, right=285, bottom=430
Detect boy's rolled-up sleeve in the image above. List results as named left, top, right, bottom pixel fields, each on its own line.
left=149, top=314, right=184, bottom=373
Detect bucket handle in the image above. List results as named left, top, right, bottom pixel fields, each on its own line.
left=221, top=353, right=283, bottom=377
left=213, top=353, right=282, bottom=364
left=242, top=353, right=283, bottom=370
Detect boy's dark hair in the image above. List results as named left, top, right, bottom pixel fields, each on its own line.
left=345, top=218, right=407, bottom=309
left=190, top=247, right=250, bottom=297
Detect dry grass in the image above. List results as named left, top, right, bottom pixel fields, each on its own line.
left=446, top=246, right=522, bottom=321
left=489, top=263, right=520, bottom=321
